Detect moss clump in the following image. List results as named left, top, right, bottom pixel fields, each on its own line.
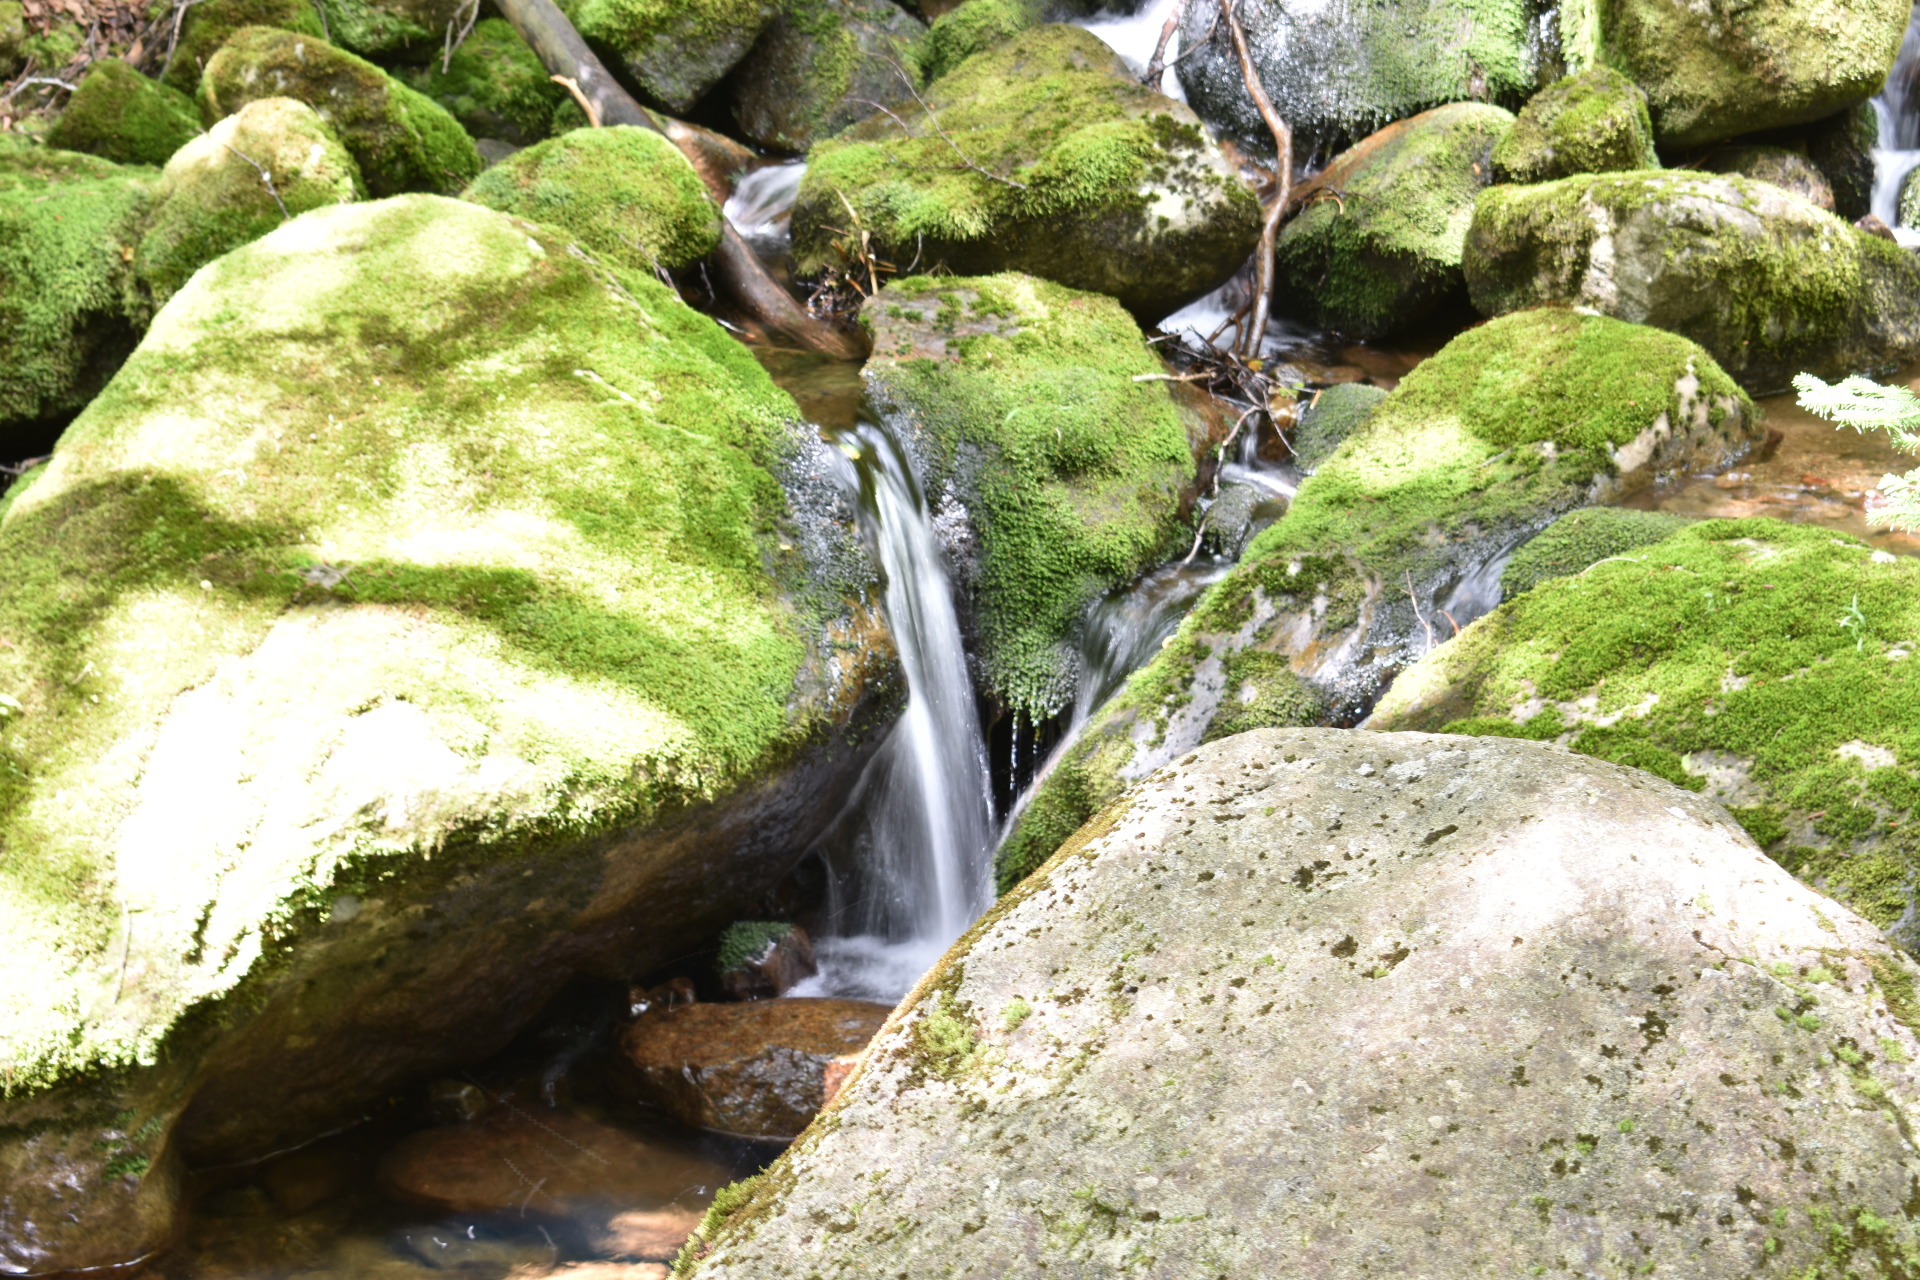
left=715, top=921, right=796, bottom=973
left=564, top=0, right=780, bottom=112
left=0, top=195, right=835, bottom=1093
left=1491, top=67, right=1657, bottom=184
left=0, top=4, right=25, bottom=76
left=401, top=18, right=569, bottom=145
left=135, top=97, right=363, bottom=305
left=1373, top=518, right=1920, bottom=947
left=1498, top=506, right=1692, bottom=599
left=1275, top=103, right=1512, bottom=338
left=46, top=60, right=202, bottom=167
left=461, top=126, right=719, bottom=272
left=864, top=273, right=1196, bottom=718
left=728, top=0, right=928, bottom=155
left=1291, top=382, right=1387, bottom=472
left=0, top=143, right=153, bottom=442
left=318, top=0, right=464, bottom=58
left=1703, top=145, right=1834, bottom=211
left=917, top=0, right=1042, bottom=83
left=793, top=24, right=1261, bottom=320
left=198, top=27, right=481, bottom=197
left=18, top=18, right=80, bottom=71
left=161, top=0, right=327, bottom=93
left=1200, top=649, right=1325, bottom=743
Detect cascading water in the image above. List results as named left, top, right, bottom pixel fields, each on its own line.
left=723, top=159, right=807, bottom=255
left=1074, top=0, right=1187, bottom=101
left=1872, top=2, right=1920, bottom=243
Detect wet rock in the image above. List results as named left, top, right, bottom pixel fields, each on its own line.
left=1174, top=0, right=1545, bottom=155
left=792, top=25, right=1261, bottom=322
left=1496, top=505, right=1691, bottom=600
left=1861, top=212, right=1901, bottom=241
left=1490, top=66, right=1657, bottom=184
left=0, top=195, right=897, bottom=1275
left=628, top=976, right=699, bottom=1019
left=198, top=27, right=482, bottom=196
left=160, top=0, right=328, bottom=93
left=1464, top=170, right=1920, bottom=392
left=461, top=126, right=720, bottom=272
left=1374, top=516, right=1920, bottom=952
left=728, top=0, right=927, bottom=155
left=996, top=309, right=1757, bottom=889
left=594, top=1206, right=705, bottom=1261
left=1198, top=482, right=1261, bottom=560
left=1564, top=0, right=1907, bottom=147
left=45, top=59, right=203, bottom=167
left=685, top=728, right=1920, bottom=1279
left=261, top=1143, right=358, bottom=1214
left=401, top=17, right=574, bottom=146
left=1803, top=102, right=1879, bottom=222
left=861, top=273, right=1198, bottom=718
left=1701, top=144, right=1835, bottom=211
left=620, top=999, right=891, bottom=1140
left=715, top=921, right=817, bottom=1001
left=564, top=0, right=781, bottom=113
left=1274, top=103, right=1511, bottom=339
left=426, top=1078, right=490, bottom=1125
left=135, top=97, right=363, bottom=306
left=1289, top=381, right=1387, bottom=473
left=378, top=1108, right=729, bottom=1217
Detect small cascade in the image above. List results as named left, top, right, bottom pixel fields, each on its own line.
left=1872, top=2, right=1920, bottom=243
left=1074, top=0, right=1188, bottom=102
left=722, top=159, right=807, bottom=254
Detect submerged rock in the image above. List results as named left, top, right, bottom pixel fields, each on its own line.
left=620, top=999, right=892, bottom=1140
left=1702, top=144, right=1836, bottom=211
left=1464, top=170, right=1920, bottom=391
left=198, top=26, right=482, bottom=196
left=728, top=0, right=928, bottom=155
left=1490, top=66, right=1657, bottom=184
left=460, top=126, right=720, bottom=271
left=402, top=16, right=574, bottom=146
left=564, top=0, right=781, bottom=113
left=160, top=0, right=328, bottom=93
left=45, top=58, right=203, bottom=167
left=996, top=309, right=1756, bottom=888
left=0, top=195, right=897, bottom=1275
left=1495, top=504, right=1691, bottom=600
left=684, top=728, right=1920, bottom=1279
left=1274, top=102, right=1512, bottom=339
left=861, top=273, right=1198, bottom=719
left=792, top=25, right=1261, bottom=322
left=1373, top=517, right=1920, bottom=952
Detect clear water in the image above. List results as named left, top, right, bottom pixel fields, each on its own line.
left=1871, top=2, right=1920, bottom=243
left=1074, top=0, right=1189, bottom=102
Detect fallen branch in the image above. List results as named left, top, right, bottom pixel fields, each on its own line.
left=1406, top=569, right=1434, bottom=651
left=3, top=75, right=78, bottom=102
left=550, top=74, right=601, bottom=128
left=1143, top=0, right=1191, bottom=92
left=442, top=0, right=480, bottom=75
left=1220, top=0, right=1291, bottom=359
left=220, top=141, right=291, bottom=219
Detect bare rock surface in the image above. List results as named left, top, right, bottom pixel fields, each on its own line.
left=685, top=728, right=1920, bottom=1279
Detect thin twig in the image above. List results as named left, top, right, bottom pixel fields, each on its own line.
left=311, top=0, right=330, bottom=43
left=220, top=141, right=290, bottom=219
left=159, top=0, right=208, bottom=83
left=1143, top=0, right=1192, bottom=92
left=1221, top=0, right=1291, bottom=359
left=442, top=0, right=480, bottom=75
left=550, top=74, right=601, bottom=127
left=1180, top=506, right=1211, bottom=565
left=3, top=76, right=78, bottom=102
left=880, top=56, right=1027, bottom=190
left=1406, top=569, right=1434, bottom=651
left=1131, top=371, right=1212, bottom=383
left=0, top=455, right=48, bottom=476
left=115, top=893, right=132, bottom=1003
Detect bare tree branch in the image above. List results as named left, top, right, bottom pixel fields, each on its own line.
left=220, top=140, right=291, bottom=219
left=1144, top=0, right=1191, bottom=92
left=1221, top=0, right=1290, bottom=359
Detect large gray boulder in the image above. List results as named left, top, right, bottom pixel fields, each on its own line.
left=683, top=728, right=1920, bottom=1278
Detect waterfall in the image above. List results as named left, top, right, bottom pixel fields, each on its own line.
left=722, top=160, right=807, bottom=255
left=793, top=416, right=996, bottom=1002
left=1074, top=0, right=1188, bottom=103
left=1872, top=2, right=1920, bottom=243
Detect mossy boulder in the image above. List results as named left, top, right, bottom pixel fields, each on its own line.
left=1900, top=165, right=1920, bottom=231
left=1497, top=504, right=1691, bottom=599
left=45, top=58, right=202, bottom=167
left=316, top=0, right=467, bottom=57
left=1702, top=144, right=1835, bottom=211
left=688, top=728, right=1920, bottom=1280
left=1491, top=66, right=1657, bottom=184
left=1274, top=103, right=1512, bottom=339
left=563, top=0, right=782, bottom=113
left=1373, top=518, right=1920, bottom=953
left=198, top=26, right=482, bottom=196
left=862, top=273, right=1196, bottom=718
left=996, top=309, right=1757, bottom=889
left=461, top=126, right=720, bottom=272
left=727, top=0, right=929, bottom=155
left=0, top=142, right=153, bottom=446
left=793, top=25, right=1261, bottom=322
left=1464, top=171, right=1920, bottom=392
left=1560, top=0, right=1907, bottom=147
left=0, top=195, right=898, bottom=1276
left=1291, top=381, right=1388, bottom=472
left=135, top=97, right=363, bottom=305
left=160, top=0, right=327, bottom=93
left=1174, top=0, right=1546, bottom=154
left=916, top=0, right=1040, bottom=83
left=0, top=2, right=25, bottom=78
left=401, top=17, right=571, bottom=146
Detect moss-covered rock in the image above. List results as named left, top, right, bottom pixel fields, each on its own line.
left=1291, top=381, right=1388, bottom=473
left=1464, top=170, right=1920, bottom=392
left=916, top=0, right=1040, bottom=83
left=18, top=16, right=80, bottom=72
left=160, top=0, right=327, bottom=93
left=0, top=194, right=898, bottom=1276
left=400, top=17, right=570, bottom=145
left=0, top=2, right=25, bottom=78
left=0, top=141, right=153, bottom=446
left=1803, top=101, right=1878, bottom=223
left=1275, top=103, right=1512, bottom=339
left=863, top=273, right=1196, bottom=717
left=1491, top=66, right=1657, bottom=184
left=728, top=0, right=928, bottom=155
left=318, top=0, right=467, bottom=58
left=135, top=97, right=362, bottom=305
left=1701, top=144, right=1835, bottom=211
left=794, top=25, right=1261, bottom=322
left=44, top=59, right=200, bottom=168
left=198, top=26, right=482, bottom=196
left=564, top=0, right=782, bottom=113
left=460, top=125, right=719, bottom=272
left=1560, top=0, right=1907, bottom=147
left=996, top=309, right=1757, bottom=889
left=1497, top=504, right=1691, bottom=599
left=1373, top=517, right=1920, bottom=952
left=1174, top=0, right=1546, bottom=154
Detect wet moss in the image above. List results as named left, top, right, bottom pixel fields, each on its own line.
left=1201, top=649, right=1325, bottom=743
left=1499, top=506, right=1692, bottom=599
left=1291, top=382, right=1388, bottom=473
left=565, top=0, right=779, bottom=112
left=46, top=60, right=202, bottom=167
left=715, top=921, right=795, bottom=973
left=161, top=0, right=327, bottom=93
left=917, top=0, right=1042, bottom=83
left=1491, top=66, right=1657, bottom=183
left=401, top=17, right=570, bottom=145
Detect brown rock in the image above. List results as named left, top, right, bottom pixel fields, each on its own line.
left=593, top=1206, right=704, bottom=1261
left=716, top=924, right=817, bottom=1001
left=620, top=999, right=891, bottom=1140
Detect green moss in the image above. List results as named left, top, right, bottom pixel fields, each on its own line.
left=46, top=60, right=202, bottom=167
left=19, top=18, right=80, bottom=71
left=461, top=126, right=719, bottom=272
left=1500, top=506, right=1692, bottom=599
left=1291, top=383, right=1388, bottom=472
left=1201, top=649, right=1324, bottom=743
left=913, top=990, right=979, bottom=1079
left=917, top=0, right=1042, bottom=83
left=318, top=0, right=458, bottom=58
left=566, top=0, right=779, bottom=112
left=715, top=921, right=795, bottom=973
left=161, top=0, right=327, bottom=93
left=865, top=273, right=1196, bottom=717
left=0, top=4, right=25, bottom=75
left=198, top=27, right=481, bottom=197
left=729, top=0, right=927, bottom=155
left=1491, top=67, right=1658, bottom=183
left=401, top=17, right=569, bottom=145
left=1274, top=103, right=1512, bottom=338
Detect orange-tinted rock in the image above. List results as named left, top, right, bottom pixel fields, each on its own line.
left=619, top=999, right=891, bottom=1140
left=593, top=1206, right=703, bottom=1261
left=716, top=924, right=817, bottom=1001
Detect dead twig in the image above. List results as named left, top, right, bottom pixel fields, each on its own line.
left=220, top=141, right=290, bottom=219
left=1131, top=371, right=1212, bottom=383
left=441, top=0, right=480, bottom=75
left=3, top=76, right=78, bottom=102
left=159, top=0, right=208, bottom=84
left=1220, top=0, right=1291, bottom=359
left=311, top=0, right=331, bottom=43
left=1406, top=569, right=1434, bottom=651
left=550, top=74, right=601, bottom=127
left=1143, top=0, right=1191, bottom=92
left=880, top=56, right=1027, bottom=191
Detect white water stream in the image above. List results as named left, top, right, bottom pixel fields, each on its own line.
left=1870, top=2, right=1920, bottom=243
left=1075, top=0, right=1188, bottom=103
